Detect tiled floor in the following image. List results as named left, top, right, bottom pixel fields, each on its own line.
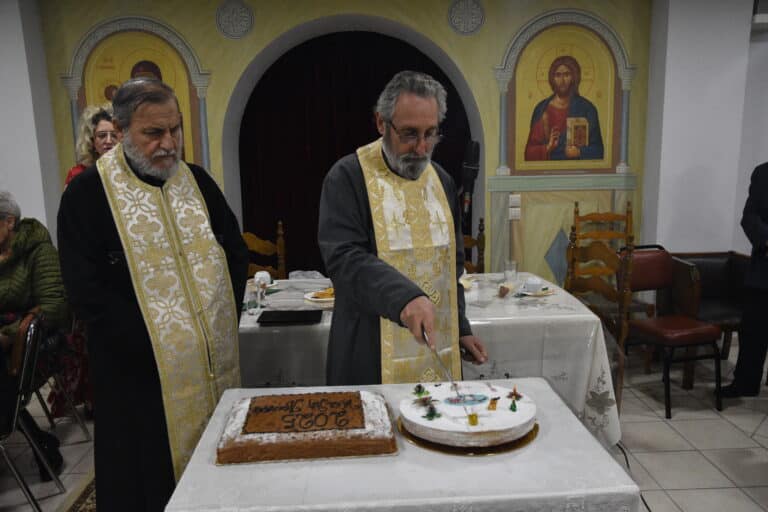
left=1, top=340, right=766, bottom=511
left=0, top=386, right=93, bottom=512
left=614, top=338, right=768, bottom=511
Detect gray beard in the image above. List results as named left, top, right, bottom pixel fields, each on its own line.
left=381, top=132, right=431, bottom=180
left=122, top=135, right=180, bottom=181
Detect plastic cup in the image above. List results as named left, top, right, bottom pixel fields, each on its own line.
left=504, top=260, right=518, bottom=283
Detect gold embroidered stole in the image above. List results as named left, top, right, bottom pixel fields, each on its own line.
left=97, top=145, right=240, bottom=479
left=357, top=138, right=460, bottom=384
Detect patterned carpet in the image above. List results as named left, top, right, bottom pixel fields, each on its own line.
left=67, top=480, right=95, bottom=512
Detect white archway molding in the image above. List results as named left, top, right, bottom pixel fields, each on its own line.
left=222, top=14, right=485, bottom=228
left=494, top=9, right=636, bottom=173
left=61, top=16, right=212, bottom=169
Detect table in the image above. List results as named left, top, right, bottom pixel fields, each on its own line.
left=165, top=378, right=640, bottom=512
left=239, top=274, right=621, bottom=445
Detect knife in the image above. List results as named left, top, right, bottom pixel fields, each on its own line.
left=422, top=328, right=463, bottom=401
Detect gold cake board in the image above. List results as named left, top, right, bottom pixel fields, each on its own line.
left=397, top=418, right=539, bottom=456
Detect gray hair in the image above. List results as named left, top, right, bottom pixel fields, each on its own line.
left=375, top=71, right=447, bottom=123
left=112, top=77, right=179, bottom=129
left=0, top=191, right=21, bottom=228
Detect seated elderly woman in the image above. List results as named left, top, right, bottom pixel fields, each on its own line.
left=65, top=103, right=119, bottom=186
left=0, top=191, right=66, bottom=480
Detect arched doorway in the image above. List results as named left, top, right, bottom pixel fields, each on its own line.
left=239, top=31, right=472, bottom=274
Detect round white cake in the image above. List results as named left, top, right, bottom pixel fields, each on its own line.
left=399, top=382, right=536, bottom=447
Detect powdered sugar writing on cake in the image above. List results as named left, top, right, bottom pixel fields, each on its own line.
left=243, top=391, right=365, bottom=434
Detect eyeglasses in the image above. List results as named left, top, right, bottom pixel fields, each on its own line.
left=387, top=120, right=442, bottom=146
left=95, top=131, right=118, bottom=140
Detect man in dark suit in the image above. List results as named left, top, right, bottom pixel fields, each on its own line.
left=722, top=162, right=768, bottom=397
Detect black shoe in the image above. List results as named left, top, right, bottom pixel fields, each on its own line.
left=720, top=383, right=760, bottom=398
left=32, top=441, right=63, bottom=482
left=38, top=430, right=60, bottom=449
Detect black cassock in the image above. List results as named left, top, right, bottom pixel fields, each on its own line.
left=58, top=163, right=248, bottom=512
left=318, top=153, right=472, bottom=386
left=734, top=163, right=768, bottom=390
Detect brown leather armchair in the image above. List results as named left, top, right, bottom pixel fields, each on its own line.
left=626, top=245, right=723, bottom=418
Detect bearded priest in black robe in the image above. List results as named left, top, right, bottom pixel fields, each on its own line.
left=58, top=78, right=248, bottom=511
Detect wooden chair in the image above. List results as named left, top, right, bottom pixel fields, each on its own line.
left=565, top=237, right=633, bottom=412
left=243, top=221, right=286, bottom=280
left=572, top=200, right=633, bottom=249
left=569, top=201, right=660, bottom=373
left=626, top=245, right=723, bottom=418
left=1, top=315, right=65, bottom=511
left=463, top=217, right=485, bottom=274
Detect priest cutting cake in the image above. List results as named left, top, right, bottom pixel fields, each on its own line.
left=319, top=71, right=487, bottom=386
left=58, top=78, right=248, bottom=511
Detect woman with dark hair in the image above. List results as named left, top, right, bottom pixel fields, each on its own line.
left=65, top=103, right=120, bottom=186
left=0, top=190, right=66, bottom=480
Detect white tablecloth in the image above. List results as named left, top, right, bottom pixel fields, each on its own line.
left=165, top=379, right=639, bottom=512
left=239, top=274, right=621, bottom=445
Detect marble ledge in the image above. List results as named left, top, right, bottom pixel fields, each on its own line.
left=488, top=173, right=637, bottom=192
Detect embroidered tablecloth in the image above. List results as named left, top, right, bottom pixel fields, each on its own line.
left=166, top=379, right=639, bottom=512
left=239, top=273, right=621, bottom=446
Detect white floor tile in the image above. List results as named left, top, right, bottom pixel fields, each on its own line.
left=0, top=443, right=29, bottom=463
left=741, top=486, right=768, bottom=510
left=620, top=421, right=694, bottom=452
left=633, top=451, right=733, bottom=490
left=755, top=417, right=768, bottom=438
left=68, top=446, right=93, bottom=475
left=755, top=435, right=768, bottom=449
left=641, top=490, right=682, bottom=511
left=619, top=396, right=661, bottom=423
left=667, top=488, right=764, bottom=512
left=719, top=406, right=768, bottom=436
left=11, top=441, right=91, bottom=479
left=731, top=396, right=768, bottom=415
left=632, top=381, right=721, bottom=418
left=669, top=419, right=759, bottom=450
left=701, top=448, right=768, bottom=487
left=610, top=447, right=660, bottom=490
left=0, top=472, right=80, bottom=511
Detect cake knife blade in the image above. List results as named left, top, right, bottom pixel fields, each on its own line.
left=422, top=328, right=463, bottom=402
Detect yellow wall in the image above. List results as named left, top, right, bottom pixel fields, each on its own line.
left=39, top=0, right=651, bottom=239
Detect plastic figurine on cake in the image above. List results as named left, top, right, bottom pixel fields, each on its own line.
left=413, top=384, right=429, bottom=397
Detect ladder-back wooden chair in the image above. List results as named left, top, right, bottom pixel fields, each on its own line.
left=243, top=220, right=286, bottom=280
left=463, top=217, right=485, bottom=274
left=572, top=200, right=633, bottom=249
left=565, top=237, right=633, bottom=412
left=568, top=200, right=656, bottom=372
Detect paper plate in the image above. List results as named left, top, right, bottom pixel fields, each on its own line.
left=518, top=288, right=555, bottom=297
left=303, top=291, right=334, bottom=303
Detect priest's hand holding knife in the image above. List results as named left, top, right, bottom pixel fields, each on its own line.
left=400, top=296, right=488, bottom=364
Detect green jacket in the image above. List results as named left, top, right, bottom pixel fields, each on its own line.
left=0, top=218, right=69, bottom=339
